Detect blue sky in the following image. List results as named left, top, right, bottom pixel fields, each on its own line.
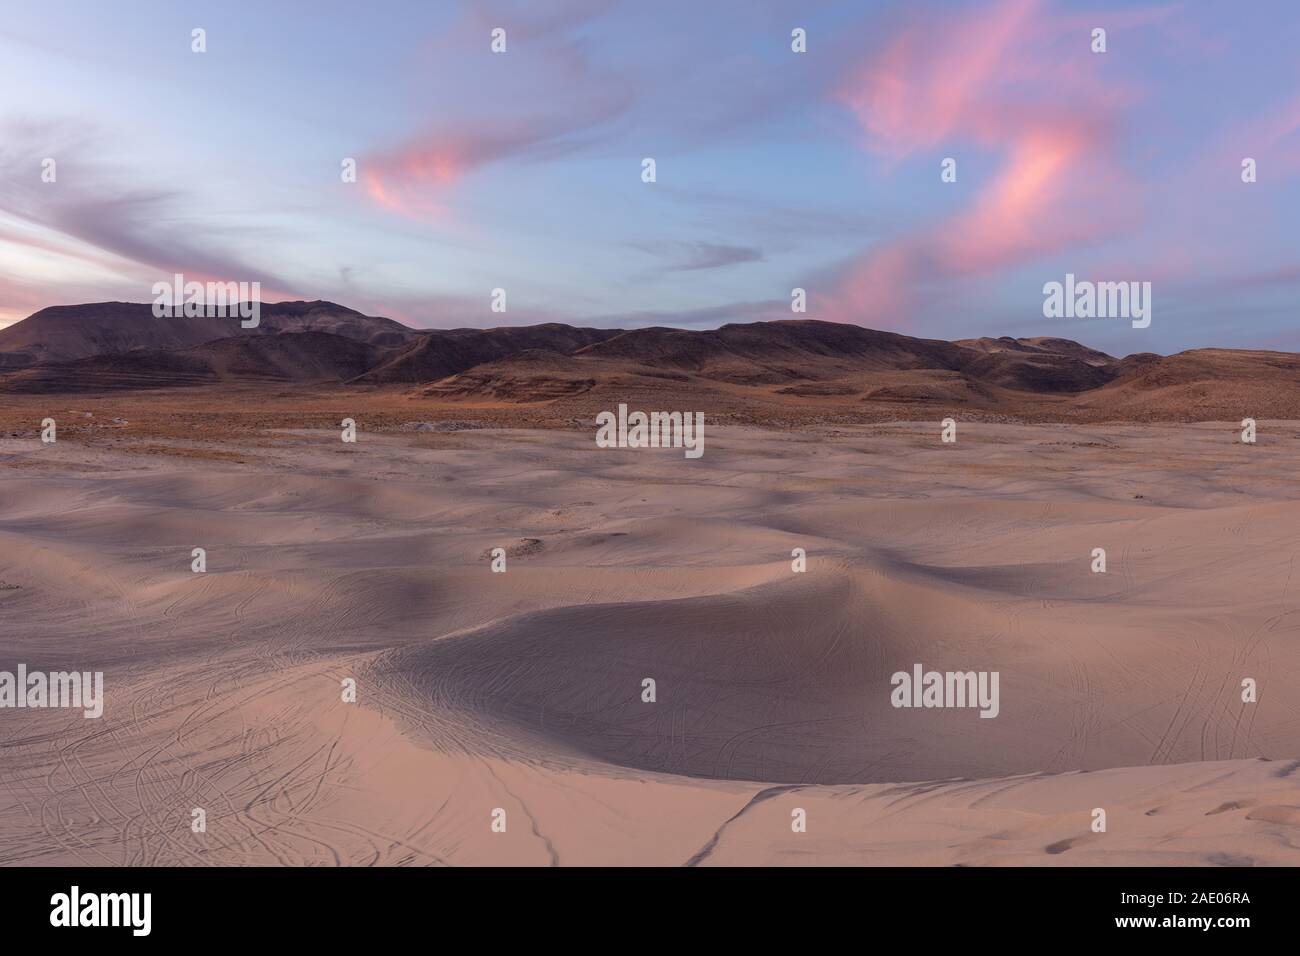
left=1, top=0, right=1298, bottom=356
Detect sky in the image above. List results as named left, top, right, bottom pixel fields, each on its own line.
left=1, top=0, right=1298, bottom=355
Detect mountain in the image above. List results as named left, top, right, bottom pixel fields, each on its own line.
left=401, top=322, right=1300, bottom=419
left=1071, top=348, right=1300, bottom=419
left=956, top=335, right=1116, bottom=366
left=355, top=324, right=623, bottom=384
left=952, top=335, right=1120, bottom=392
left=415, top=349, right=600, bottom=401
left=0, top=331, right=387, bottom=393
left=8, top=300, right=1300, bottom=422
left=576, top=321, right=973, bottom=384
left=0, top=300, right=417, bottom=368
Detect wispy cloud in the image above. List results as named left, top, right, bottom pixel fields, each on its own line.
left=630, top=239, right=763, bottom=272
left=0, top=119, right=298, bottom=318
left=361, top=3, right=632, bottom=220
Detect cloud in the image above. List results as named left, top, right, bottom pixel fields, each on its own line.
left=0, top=120, right=298, bottom=311
left=821, top=0, right=1145, bottom=326
left=359, top=0, right=838, bottom=221
left=655, top=184, right=888, bottom=242
left=630, top=240, right=763, bottom=272
left=362, top=107, right=627, bottom=219
left=360, top=5, right=632, bottom=220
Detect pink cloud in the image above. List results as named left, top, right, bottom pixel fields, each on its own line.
left=838, top=0, right=1041, bottom=155
left=820, top=0, right=1147, bottom=325
left=361, top=120, right=564, bottom=221
left=360, top=7, right=630, bottom=221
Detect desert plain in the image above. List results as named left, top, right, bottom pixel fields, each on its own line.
left=1, top=389, right=1298, bottom=866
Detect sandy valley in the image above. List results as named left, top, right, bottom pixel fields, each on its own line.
left=2, top=417, right=1298, bottom=866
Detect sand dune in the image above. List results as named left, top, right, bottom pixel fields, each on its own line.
left=1, top=420, right=1298, bottom=865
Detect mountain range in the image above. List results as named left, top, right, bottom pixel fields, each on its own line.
left=1, top=300, right=1297, bottom=420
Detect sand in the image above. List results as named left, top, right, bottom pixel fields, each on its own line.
left=1, top=419, right=1298, bottom=866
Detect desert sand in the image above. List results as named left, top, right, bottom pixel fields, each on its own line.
left=1, top=417, right=1298, bottom=866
